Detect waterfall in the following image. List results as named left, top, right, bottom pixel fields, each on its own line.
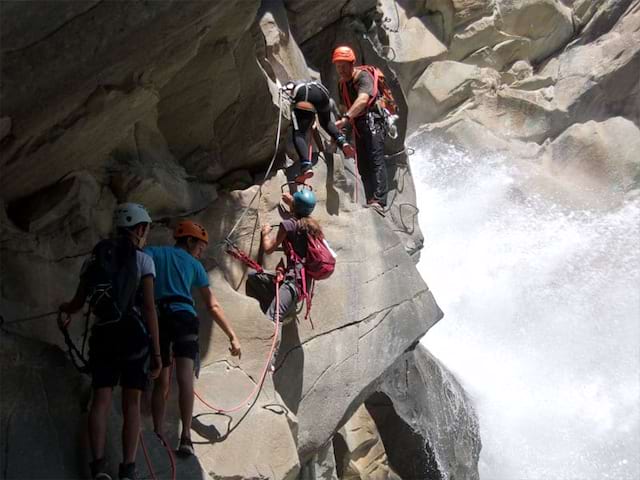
left=411, top=136, right=640, bottom=479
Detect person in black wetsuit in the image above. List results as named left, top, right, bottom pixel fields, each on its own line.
left=283, top=80, right=355, bottom=181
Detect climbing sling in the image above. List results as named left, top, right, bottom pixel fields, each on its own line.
left=58, top=311, right=91, bottom=374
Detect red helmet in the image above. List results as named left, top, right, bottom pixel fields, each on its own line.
left=332, top=46, right=356, bottom=63
left=174, top=220, right=209, bottom=244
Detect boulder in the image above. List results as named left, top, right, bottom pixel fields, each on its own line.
left=495, top=0, right=575, bottom=62
left=284, top=0, right=374, bottom=44
left=407, top=61, right=501, bottom=130
left=375, top=345, right=482, bottom=480
left=571, top=0, right=636, bottom=45
left=451, top=0, right=497, bottom=28
left=299, top=442, right=339, bottom=480
left=1, top=1, right=260, bottom=202
left=542, top=117, right=640, bottom=195
left=110, top=113, right=218, bottom=218
left=448, top=15, right=517, bottom=62
left=333, top=404, right=401, bottom=479
left=543, top=4, right=640, bottom=125
left=378, top=0, right=448, bottom=92
left=258, top=0, right=310, bottom=81
left=463, top=86, right=565, bottom=142
left=414, top=116, right=543, bottom=161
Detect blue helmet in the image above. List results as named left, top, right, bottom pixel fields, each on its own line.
left=293, top=189, right=316, bottom=217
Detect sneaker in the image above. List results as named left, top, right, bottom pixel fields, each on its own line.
left=118, top=462, right=136, bottom=480
left=177, top=436, right=194, bottom=457
left=90, top=458, right=112, bottom=480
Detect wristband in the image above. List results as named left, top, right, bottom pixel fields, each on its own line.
left=341, top=112, right=351, bottom=121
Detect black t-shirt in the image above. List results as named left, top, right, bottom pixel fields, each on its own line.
left=343, top=69, right=375, bottom=106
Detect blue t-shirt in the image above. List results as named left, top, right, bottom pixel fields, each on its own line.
left=145, top=246, right=209, bottom=315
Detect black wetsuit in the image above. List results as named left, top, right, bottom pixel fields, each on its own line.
left=341, top=70, right=388, bottom=206
left=289, top=81, right=345, bottom=171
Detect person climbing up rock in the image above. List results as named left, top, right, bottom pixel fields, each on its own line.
left=282, top=79, right=356, bottom=182
left=59, top=203, right=161, bottom=480
left=246, top=188, right=329, bottom=368
left=145, top=220, right=241, bottom=457
left=333, top=46, right=389, bottom=212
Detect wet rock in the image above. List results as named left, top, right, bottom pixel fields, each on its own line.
left=542, top=117, right=640, bottom=194
left=408, top=61, right=501, bottom=130
left=496, top=0, right=574, bottom=62
left=376, top=345, right=482, bottom=480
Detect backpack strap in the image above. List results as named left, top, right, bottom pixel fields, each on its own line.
left=282, top=232, right=316, bottom=326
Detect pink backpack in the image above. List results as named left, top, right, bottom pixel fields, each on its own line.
left=284, top=230, right=336, bottom=322
left=304, top=234, right=335, bottom=280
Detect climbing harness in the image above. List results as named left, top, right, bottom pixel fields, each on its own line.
left=193, top=276, right=282, bottom=414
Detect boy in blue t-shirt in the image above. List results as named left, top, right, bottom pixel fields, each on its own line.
left=145, top=220, right=241, bottom=456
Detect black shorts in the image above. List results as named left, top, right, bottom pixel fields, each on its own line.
left=158, top=309, right=199, bottom=368
left=89, top=320, right=150, bottom=391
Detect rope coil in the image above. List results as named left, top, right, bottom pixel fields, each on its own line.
left=194, top=276, right=282, bottom=414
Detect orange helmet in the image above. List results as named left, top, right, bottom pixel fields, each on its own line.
left=332, top=46, right=356, bottom=63
left=174, top=220, right=209, bottom=244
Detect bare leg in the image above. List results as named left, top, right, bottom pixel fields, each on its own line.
left=89, top=388, right=113, bottom=460
left=175, top=357, right=195, bottom=439
left=151, top=367, right=171, bottom=435
left=121, top=388, right=142, bottom=464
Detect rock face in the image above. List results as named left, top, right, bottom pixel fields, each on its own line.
left=374, top=345, right=482, bottom=480
left=333, top=405, right=402, bottom=479
left=0, top=1, right=470, bottom=479
left=401, top=0, right=639, bottom=208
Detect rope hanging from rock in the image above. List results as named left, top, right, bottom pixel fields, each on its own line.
left=0, top=310, right=58, bottom=328
left=223, top=89, right=285, bottom=245
left=194, top=275, right=282, bottom=414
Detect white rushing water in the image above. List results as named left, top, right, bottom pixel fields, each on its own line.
left=410, top=137, right=640, bottom=480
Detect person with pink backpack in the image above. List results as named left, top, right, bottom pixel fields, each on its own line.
left=246, top=188, right=335, bottom=366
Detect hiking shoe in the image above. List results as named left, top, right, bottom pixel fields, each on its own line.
left=296, top=167, right=313, bottom=183
left=177, top=436, right=194, bottom=457
left=90, top=458, right=112, bottom=480
left=118, top=462, right=136, bottom=480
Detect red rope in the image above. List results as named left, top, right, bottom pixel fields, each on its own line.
left=140, top=431, right=176, bottom=480
left=194, top=277, right=281, bottom=414
left=225, top=244, right=264, bottom=273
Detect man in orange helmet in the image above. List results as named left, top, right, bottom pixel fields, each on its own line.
left=332, top=45, right=388, bottom=211
left=145, top=220, right=241, bottom=457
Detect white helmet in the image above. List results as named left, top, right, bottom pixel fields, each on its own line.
left=113, top=203, right=152, bottom=228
